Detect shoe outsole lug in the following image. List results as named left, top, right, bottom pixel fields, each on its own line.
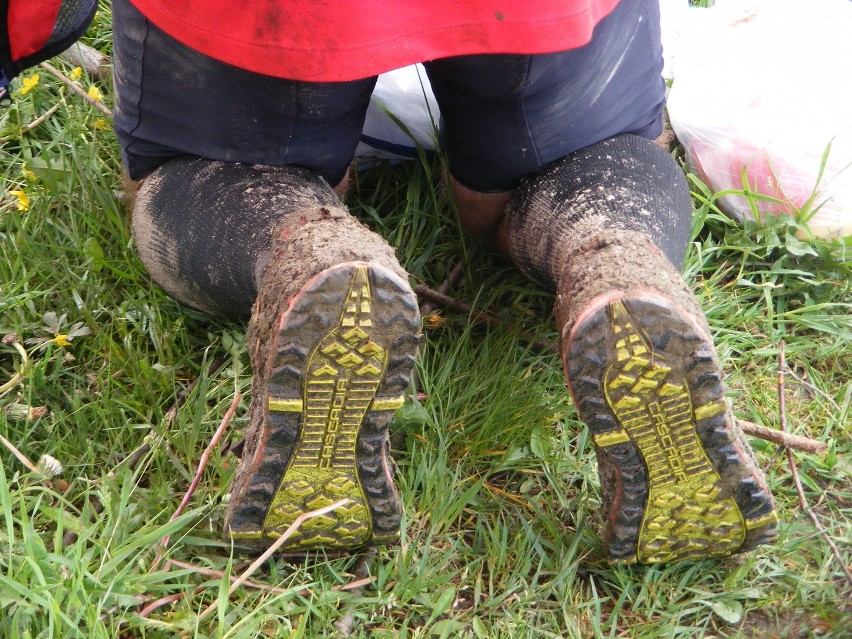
left=566, top=294, right=778, bottom=564
left=225, top=262, right=420, bottom=550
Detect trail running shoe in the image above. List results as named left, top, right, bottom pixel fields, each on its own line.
left=225, top=262, right=420, bottom=550
left=565, top=292, right=778, bottom=564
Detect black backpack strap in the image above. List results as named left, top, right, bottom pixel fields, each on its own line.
left=1, top=0, right=98, bottom=105
left=0, top=1, right=11, bottom=105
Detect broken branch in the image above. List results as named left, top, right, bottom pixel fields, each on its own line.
left=778, top=341, right=852, bottom=588
left=21, top=104, right=60, bottom=133
left=163, top=394, right=242, bottom=538
left=0, top=433, right=40, bottom=474
left=737, top=419, right=827, bottom=455
left=420, top=260, right=465, bottom=315
left=38, top=61, right=112, bottom=117
left=155, top=392, right=242, bottom=569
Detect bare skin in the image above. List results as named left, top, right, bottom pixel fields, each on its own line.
left=449, top=176, right=512, bottom=256
left=333, top=172, right=350, bottom=199
left=131, top=166, right=509, bottom=258
left=337, top=169, right=511, bottom=254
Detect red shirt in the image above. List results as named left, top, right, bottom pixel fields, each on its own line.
left=129, top=0, right=620, bottom=81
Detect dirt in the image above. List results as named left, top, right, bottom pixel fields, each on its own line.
left=249, top=204, right=406, bottom=366
left=722, top=607, right=840, bottom=638
left=132, top=168, right=202, bottom=311
left=551, top=225, right=706, bottom=340
left=131, top=158, right=355, bottom=318
left=504, top=134, right=692, bottom=290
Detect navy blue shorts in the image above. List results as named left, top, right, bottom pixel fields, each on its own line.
left=113, top=0, right=664, bottom=191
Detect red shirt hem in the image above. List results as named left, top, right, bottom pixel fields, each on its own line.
left=129, top=1, right=621, bottom=81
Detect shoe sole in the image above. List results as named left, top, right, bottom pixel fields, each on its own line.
left=226, top=262, right=420, bottom=550
left=565, top=292, right=777, bottom=564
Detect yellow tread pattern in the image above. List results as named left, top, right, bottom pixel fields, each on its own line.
left=602, top=300, right=745, bottom=563
left=262, top=266, right=385, bottom=548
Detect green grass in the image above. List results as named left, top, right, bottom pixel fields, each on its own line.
left=1, top=7, right=850, bottom=638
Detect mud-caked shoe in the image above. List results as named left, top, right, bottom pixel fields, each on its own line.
left=222, top=202, right=421, bottom=551
left=130, top=157, right=420, bottom=550
left=225, top=261, right=420, bottom=550
left=557, top=231, right=778, bottom=564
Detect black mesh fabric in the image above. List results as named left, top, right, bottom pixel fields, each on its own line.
left=2, top=0, right=98, bottom=81
left=46, top=0, right=99, bottom=50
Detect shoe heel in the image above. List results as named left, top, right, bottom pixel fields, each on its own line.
left=226, top=263, right=420, bottom=550
left=567, top=294, right=777, bottom=564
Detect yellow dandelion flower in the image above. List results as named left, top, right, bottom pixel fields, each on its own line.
left=93, top=118, right=109, bottom=130
left=53, top=334, right=72, bottom=348
left=69, top=67, right=83, bottom=80
left=21, top=163, right=37, bottom=181
left=9, top=189, right=30, bottom=211
left=87, top=86, right=103, bottom=102
left=19, top=74, right=40, bottom=95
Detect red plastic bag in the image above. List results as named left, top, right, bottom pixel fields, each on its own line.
left=666, top=0, right=852, bottom=238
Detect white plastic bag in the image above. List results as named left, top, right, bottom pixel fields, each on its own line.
left=666, top=0, right=852, bottom=238
left=355, top=64, right=440, bottom=161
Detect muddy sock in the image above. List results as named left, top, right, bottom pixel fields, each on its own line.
left=504, top=134, right=692, bottom=289
left=132, top=157, right=340, bottom=318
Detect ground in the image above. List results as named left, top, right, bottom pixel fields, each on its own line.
left=0, top=4, right=850, bottom=638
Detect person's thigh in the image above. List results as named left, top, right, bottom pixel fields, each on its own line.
left=112, top=0, right=376, bottom=184
left=424, top=0, right=664, bottom=192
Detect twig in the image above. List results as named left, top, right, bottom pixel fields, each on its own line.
left=445, top=260, right=466, bottom=290
left=21, top=104, right=60, bottom=132
left=224, top=498, right=350, bottom=595
left=414, top=284, right=478, bottom=316
left=420, top=260, right=465, bottom=315
left=166, top=393, right=242, bottom=527
left=156, top=393, right=242, bottom=564
left=762, top=446, right=786, bottom=477
left=336, top=577, right=374, bottom=592
left=38, top=61, right=112, bottom=117
left=0, top=341, right=45, bottom=476
left=138, top=593, right=184, bottom=619
left=137, top=559, right=374, bottom=622
left=0, top=433, right=40, bottom=474
left=778, top=341, right=852, bottom=588
left=414, top=283, right=559, bottom=356
left=737, top=419, right=827, bottom=455
left=197, top=498, right=352, bottom=622
left=167, top=559, right=293, bottom=594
